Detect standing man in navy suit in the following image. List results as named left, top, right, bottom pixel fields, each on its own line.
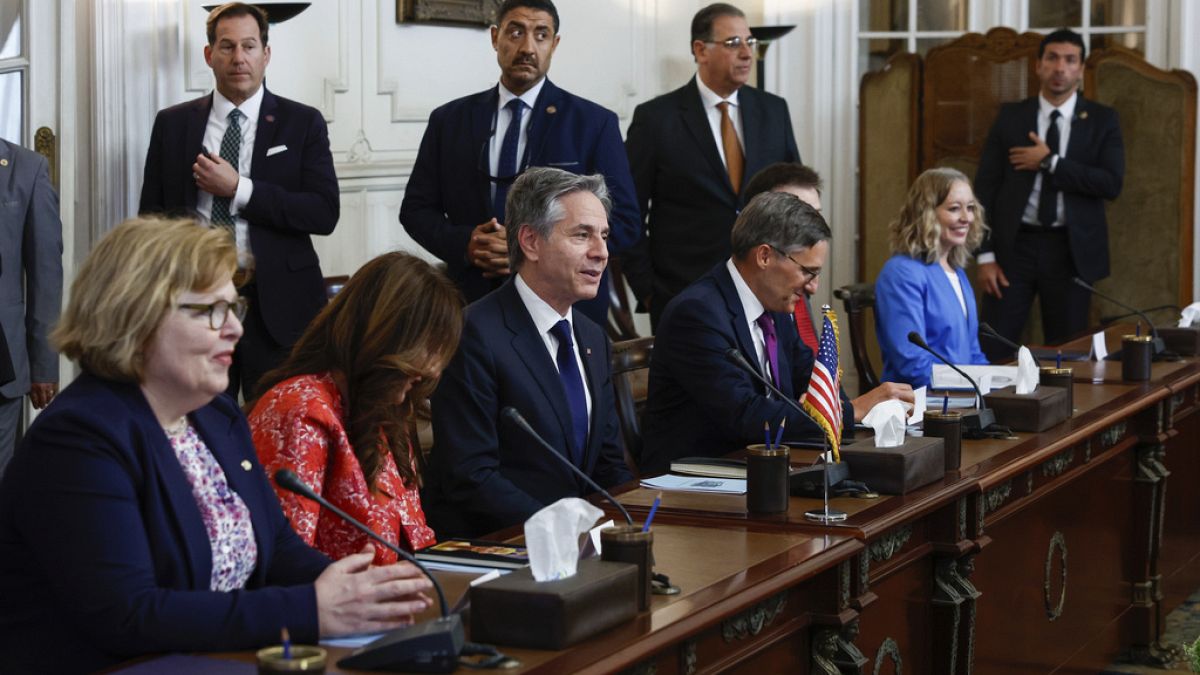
left=423, top=168, right=632, bottom=538
left=400, top=0, right=639, bottom=326
left=140, top=2, right=339, bottom=399
left=974, top=29, right=1124, bottom=360
left=623, top=3, right=801, bottom=328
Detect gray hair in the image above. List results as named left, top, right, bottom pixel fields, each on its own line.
left=505, top=167, right=612, bottom=270
left=731, top=191, right=831, bottom=258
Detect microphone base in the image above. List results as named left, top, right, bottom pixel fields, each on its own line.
left=961, top=408, right=996, bottom=432
left=804, top=508, right=849, bottom=523
left=337, top=614, right=465, bottom=673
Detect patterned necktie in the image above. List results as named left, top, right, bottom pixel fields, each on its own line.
left=550, top=320, right=589, bottom=465
left=493, top=99, right=526, bottom=223
left=755, top=312, right=781, bottom=390
left=795, top=298, right=819, bottom=353
left=717, top=101, right=744, bottom=194
left=210, top=108, right=244, bottom=231
left=1038, top=109, right=1062, bottom=227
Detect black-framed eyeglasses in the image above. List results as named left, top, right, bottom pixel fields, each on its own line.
left=705, top=35, right=759, bottom=51
left=179, top=297, right=249, bottom=330
left=769, top=245, right=821, bottom=282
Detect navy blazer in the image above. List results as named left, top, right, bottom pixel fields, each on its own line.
left=400, top=79, right=640, bottom=319
left=622, top=78, right=800, bottom=313
left=640, top=263, right=852, bottom=475
left=874, top=255, right=990, bottom=388
left=974, top=95, right=1124, bottom=282
left=0, top=373, right=330, bottom=673
left=139, top=88, right=339, bottom=345
left=422, top=279, right=632, bottom=538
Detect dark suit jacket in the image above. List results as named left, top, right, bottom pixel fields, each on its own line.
left=640, top=263, right=853, bottom=475
left=623, top=78, right=800, bottom=316
left=974, top=95, right=1124, bottom=282
left=0, top=139, right=62, bottom=396
left=139, top=88, right=339, bottom=345
left=0, top=373, right=330, bottom=673
left=423, top=279, right=632, bottom=538
left=400, top=79, right=640, bottom=311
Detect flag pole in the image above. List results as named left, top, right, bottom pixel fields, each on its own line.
left=805, top=305, right=847, bottom=524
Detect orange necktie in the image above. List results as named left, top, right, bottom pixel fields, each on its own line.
left=717, top=101, right=744, bottom=194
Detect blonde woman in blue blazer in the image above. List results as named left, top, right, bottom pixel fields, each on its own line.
left=875, top=168, right=991, bottom=388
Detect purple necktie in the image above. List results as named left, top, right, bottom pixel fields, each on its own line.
left=755, top=312, right=781, bottom=389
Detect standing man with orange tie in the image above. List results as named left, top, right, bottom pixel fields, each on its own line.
left=140, top=2, right=339, bottom=400
left=622, top=3, right=801, bottom=329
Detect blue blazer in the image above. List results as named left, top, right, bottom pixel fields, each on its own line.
left=0, top=373, right=330, bottom=673
left=974, top=95, right=1124, bottom=282
left=422, top=279, right=632, bottom=538
left=874, top=255, right=990, bottom=388
left=640, top=263, right=852, bottom=476
left=399, top=79, right=639, bottom=322
left=139, top=88, right=339, bottom=346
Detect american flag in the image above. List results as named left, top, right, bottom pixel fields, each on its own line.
left=802, top=306, right=844, bottom=462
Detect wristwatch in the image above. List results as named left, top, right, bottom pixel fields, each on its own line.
left=1040, top=153, right=1057, bottom=172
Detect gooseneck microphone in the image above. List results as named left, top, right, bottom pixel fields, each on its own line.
left=1072, top=277, right=1165, bottom=356
left=274, top=469, right=464, bottom=672
left=723, top=348, right=826, bottom=433
left=501, top=407, right=634, bottom=526
left=907, top=332, right=996, bottom=430
left=979, top=322, right=1039, bottom=365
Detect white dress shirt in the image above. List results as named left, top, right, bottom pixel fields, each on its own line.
left=489, top=79, right=546, bottom=204
left=726, top=259, right=772, bottom=382
left=198, top=86, right=262, bottom=266
left=695, top=75, right=744, bottom=170
left=514, top=273, right=593, bottom=419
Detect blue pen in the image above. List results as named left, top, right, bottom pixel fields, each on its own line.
left=773, top=417, right=787, bottom=449
left=1056, top=350, right=1062, bottom=369
left=642, top=491, right=662, bottom=532
left=764, top=420, right=772, bottom=448
left=942, top=395, right=949, bottom=414
left=281, top=627, right=291, bottom=660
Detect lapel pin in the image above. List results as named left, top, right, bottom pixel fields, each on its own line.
left=546, top=105, right=557, bottom=115
left=241, top=460, right=252, bottom=471
left=265, top=114, right=275, bottom=123
left=586, top=347, right=592, bottom=356
left=0, top=158, right=7, bottom=167
left=1078, top=110, right=1088, bottom=120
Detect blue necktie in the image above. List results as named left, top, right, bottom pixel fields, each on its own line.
left=1038, top=109, right=1062, bottom=227
left=211, top=108, right=243, bottom=231
left=550, top=320, right=588, bottom=465
left=493, top=99, right=526, bottom=222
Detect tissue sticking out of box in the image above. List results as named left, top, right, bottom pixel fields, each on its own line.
left=524, top=498, right=605, bottom=581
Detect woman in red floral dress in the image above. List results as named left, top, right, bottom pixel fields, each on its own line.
left=249, top=252, right=464, bottom=563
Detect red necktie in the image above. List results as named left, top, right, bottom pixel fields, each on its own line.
left=794, top=298, right=819, bottom=353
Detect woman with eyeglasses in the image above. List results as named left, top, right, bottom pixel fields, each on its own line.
left=874, top=168, right=992, bottom=388
left=0, top=218, right=432, bottom=672
left=248, top=251, right=463, bottom=564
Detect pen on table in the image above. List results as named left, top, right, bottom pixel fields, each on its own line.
left=642, top=492, right=662, bottom=532
left=942, top=395, right=949, bottom=414
left=1056, top=350, right=1062, bottom=369
left=772, top=417, right=787, bottom=449
left=764, top=420, right=772, bottom=449
left=281, top=627, right=291, bottom=660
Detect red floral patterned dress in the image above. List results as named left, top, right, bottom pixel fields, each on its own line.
left=248, top=372, right=435, bottom=564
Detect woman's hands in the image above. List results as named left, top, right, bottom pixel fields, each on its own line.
left=314, top=545, right=433, bottom=637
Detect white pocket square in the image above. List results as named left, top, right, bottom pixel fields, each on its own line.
left=266, top=145, right=288, bottom=157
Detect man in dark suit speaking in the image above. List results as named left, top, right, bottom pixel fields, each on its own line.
left=401, top=0, right=638, bottom=326
left=423, top=168, right=632, bottom=538
left=974, top=28, right=1124, bottom=359
left=139, top=2, right=339, bottom=399
left=623, top=2, right=801, bottom=328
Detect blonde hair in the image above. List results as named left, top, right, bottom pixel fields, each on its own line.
left=888, top=167, right=988, bottom=268
left=53, top=217, right=239, bottom=382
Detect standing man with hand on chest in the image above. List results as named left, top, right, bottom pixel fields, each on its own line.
left=974, top=28, right=1124, bottom=360
left=401, top=0, right=639, bottom=326
left=623, top=2, right=801, bottom=329
left=140, top=2, right=339, bottom=400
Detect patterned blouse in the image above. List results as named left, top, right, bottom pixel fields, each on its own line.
left=167, top=423, right=259, bottom=591
left=248, top=372, right=435, bottom=564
